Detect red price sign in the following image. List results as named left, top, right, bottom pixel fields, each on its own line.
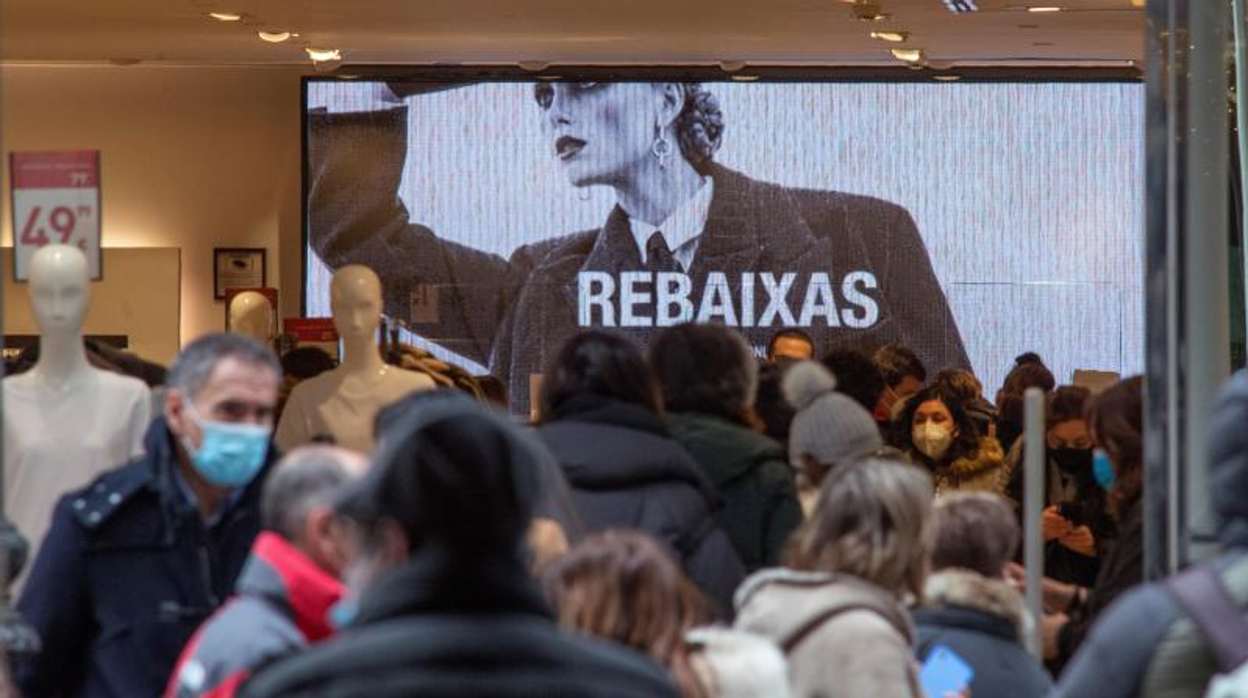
left=9, top=151, right=102, bottom=281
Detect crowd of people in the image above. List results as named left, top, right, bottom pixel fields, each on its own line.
left=9, top=322, right=1248, bottom=698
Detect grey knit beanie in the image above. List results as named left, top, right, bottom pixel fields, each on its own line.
left=784, top=361, right=883, bottom=468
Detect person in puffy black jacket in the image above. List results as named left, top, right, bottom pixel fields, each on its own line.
left=914, top=492, right=1053, bottom=698
left=535, top=331, right=745, bottom=616
left=240, top=391, right=677, bottom=698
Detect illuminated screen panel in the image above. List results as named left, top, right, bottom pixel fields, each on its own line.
left=305, top=79, right=1143, bottom=413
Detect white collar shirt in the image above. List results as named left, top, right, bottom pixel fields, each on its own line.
left=627, top=177, right=714, bottom=272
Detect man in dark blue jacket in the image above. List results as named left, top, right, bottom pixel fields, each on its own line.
left=16, top=333, right=282, bottom=698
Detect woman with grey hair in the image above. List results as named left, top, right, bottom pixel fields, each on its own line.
left=307, top=79, right=969, bottom=416
left=734, top=458, right=933, bottom=698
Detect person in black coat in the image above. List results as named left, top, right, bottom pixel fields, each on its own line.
left=308, top=81, right=970, bottom=414
left=240, top=391, right=677, bottom=698
left=1038, top=377, right=1145, bottom=673
left=16, top=333, right=282, bottom=698
left=535, top=331, right=745, bottom=615
left=914, top=492, right=1053, bottom=698
left=1055, top=368, right=1248, bottom=698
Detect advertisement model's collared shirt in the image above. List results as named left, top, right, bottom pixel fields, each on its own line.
left=627, top=177, right=714, bottom=272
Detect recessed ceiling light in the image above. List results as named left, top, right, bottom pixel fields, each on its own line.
left=1028, top=6, right=1063, bottom=11
left=934, top=74, right=962, bottom=81
left=731, top=75, right=761, bottom=81
left=870, top=31, right=909, bottom=42
left=890, top=48, right=925, bottom=63
left=208, top=12, right=242, bottom=21
left=305, top=48, right=342, bottom=62
left=258, top=31, right=291, bottom=43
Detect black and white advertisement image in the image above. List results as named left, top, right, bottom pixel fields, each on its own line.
left=305, top=79, right=1143, bottom=413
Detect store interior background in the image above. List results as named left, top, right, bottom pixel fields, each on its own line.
left=0, top=0, right=1145, bottom=363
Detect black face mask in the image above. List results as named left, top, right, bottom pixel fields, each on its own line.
left=1050, top=447, right=1093, bottom=475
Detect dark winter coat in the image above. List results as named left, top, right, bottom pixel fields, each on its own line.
left=238, top=548, right=678, bottom=698
left=536, top=395, right=745, bottom=615
left=1054, top=498, right=1143, bottom=670
left=665, top=412, right=802, bottom=571
left=15, top=418, right=274, bottom=698
left=913, top=570, right=1053, bottom=698
left=1004, top=440, right=1112, bottom=588
left=1056, top=368, right=1248, bottom=698
left=165, top=532, right=344, bottom=698
left=308, top=106, right=970, bottom=415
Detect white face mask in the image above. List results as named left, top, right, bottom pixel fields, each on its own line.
left=913, top=421, right=954, bottom=461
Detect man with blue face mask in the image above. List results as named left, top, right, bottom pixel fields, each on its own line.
left=16, top=333, right=282, bottom=698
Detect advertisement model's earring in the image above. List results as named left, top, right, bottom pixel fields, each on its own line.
left=652, top=123, right=674, bottom=169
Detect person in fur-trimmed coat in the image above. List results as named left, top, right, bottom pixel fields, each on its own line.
left=897, top=385, right=1008, bottom=497
left=913, top=492, right=1053, bottom=698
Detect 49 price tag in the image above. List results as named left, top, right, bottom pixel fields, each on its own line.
left=9, top=151, right=102, bottom=281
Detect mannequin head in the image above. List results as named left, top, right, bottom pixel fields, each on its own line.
left=329, top=266, right=383, bottom=340
left=28, top=245, right=90, bottom=339
left=228, top=291, right=276, bottom=344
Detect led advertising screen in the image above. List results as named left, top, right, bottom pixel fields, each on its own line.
left=305, top=77, right=1143, bottom=413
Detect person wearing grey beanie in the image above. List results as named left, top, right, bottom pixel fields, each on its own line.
left=784, top=361, right=885, bottom=516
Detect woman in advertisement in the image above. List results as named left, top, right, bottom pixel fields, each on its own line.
left=308, top=80, right=969, bottom=413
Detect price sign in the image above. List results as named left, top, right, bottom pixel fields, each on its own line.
left=9, top=151, right=102, bottom=281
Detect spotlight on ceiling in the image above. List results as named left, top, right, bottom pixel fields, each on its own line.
left=890, top=48, right=926, bottom=63
left=306, top=48, right=342, bottom=62
left=870, top=31, right=909, bottom=42
left=258, top=31, right=291, bottom=43
left=208, top=12, right=242, bottom=21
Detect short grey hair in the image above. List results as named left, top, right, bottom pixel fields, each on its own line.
left=789, top=457, right=934, bottom=599
left=262, top=446, right=365, bottom=541
left=167, top=332, right=281, bottom=399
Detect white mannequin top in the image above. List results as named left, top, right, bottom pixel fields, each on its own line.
left=227, top=291, right=276, bottom=345
left=3, top=246, right=151, bottom=583
left=275, top=265, right=434, bottom=454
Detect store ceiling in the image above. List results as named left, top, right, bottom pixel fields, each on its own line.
left=2, top=0, right=1143, bottom=67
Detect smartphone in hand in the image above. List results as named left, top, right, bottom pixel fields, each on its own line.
left=920, top=644, right=974, bottom=698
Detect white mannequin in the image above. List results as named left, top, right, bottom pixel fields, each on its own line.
left=3, top=245, right=151, bottom=586
left=275, top=265, right=435, bottom=454
left=227, top=291, right=276, bottom=345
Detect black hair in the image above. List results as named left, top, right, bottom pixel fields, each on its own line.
left=650, top=323, right=757, bottom=423
left=897, top=384, right=982, bottom=467
left=766, top=328, right=816, bottom=360
left=474, top=374, right=509, bottom=408
left=365, top=391, right=542, bottom=554
left=821, top=348, right=886, bottom=413
left=280, top=346, right=337, bottom=380
left=538, top=331, right=661, bottom=422
left=873, top=343, right=927, bottom=389
left=755, top=362, right=795, bottom=447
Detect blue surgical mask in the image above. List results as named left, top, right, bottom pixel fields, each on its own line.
left=181, top=403, right=271, bottom=488
left=1092, top=448, right=1115, bottom=490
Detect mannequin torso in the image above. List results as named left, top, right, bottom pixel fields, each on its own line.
left=275, top=265, right=434, bottom=453
left=3, top=246, right=151, bottom=585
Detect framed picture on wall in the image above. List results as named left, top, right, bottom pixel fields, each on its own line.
left=214, top=247, right=266, bottom=300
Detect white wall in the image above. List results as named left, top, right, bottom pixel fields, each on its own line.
left=1, top=64, right=306, bottom=354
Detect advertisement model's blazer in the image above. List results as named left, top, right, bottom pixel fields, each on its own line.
left=308, top=107, right=970, bottom=413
